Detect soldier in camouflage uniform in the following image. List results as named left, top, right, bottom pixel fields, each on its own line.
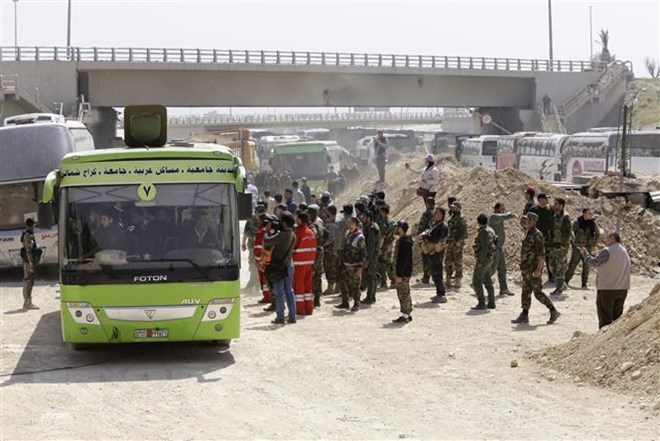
left=415, top=197, right=436, bottom=284
left=242, top=206, right=264, bottom=292
left=566, top=208, right=599, bottom=288
left=530, top=193, right=555, bottom=283
left=335, top=216, right=366, bottom=312
left=334, top=204, right=355, bottom=297
left=20, top=218, right=40, bottom=310
left=377, top=205, right=396, bottom=289
left=445, top=201, right=468, bottom=288
left=307, top=205, right=328, bottom=308
left=548, top=197, right=573, bottom=296
left=322, top=205, right=339, bottom=295
left=361, top=211, right=380, bottom=304
left=511, top=212, right=561, bottom=325
left=471, top=214, right=497, bottom=310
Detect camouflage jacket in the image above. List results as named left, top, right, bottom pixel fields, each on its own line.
left=243, top=216, right=260, bottom=244
left=416, top=208, right=434, bottom=235
left=573, top=217, right=599, bottom=248
left=377, top=218, right=396, bottom=252
left=520, top=228, right=545, bottom=271
left=550, top=210, right=573, bottom=247
left=447, top=212, right=468, bottom=242
left=342, top=229, right=367, bottom=266
left=310, top=218, right=328, bottom=251
left=473, top=226, right=497, bottom=264
left=363, top=222, right=380, bottom=261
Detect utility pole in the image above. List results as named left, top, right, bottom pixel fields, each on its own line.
left=589, top=5, right=593, bottom=60
left=548, top=0, right=554, bottom=67
left=66, top=0, right=72, bottom=47
left=13, top=0, right=19, bottom=48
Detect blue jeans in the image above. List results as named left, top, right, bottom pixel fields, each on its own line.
left=273, top=264, right=296, bottom=320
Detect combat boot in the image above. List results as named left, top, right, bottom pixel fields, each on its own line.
left=547, top=308, right=561, bottom=324
left=471, top=303, right=487, bottom=310
left=499, top=288, right=515, bottom=296
left=334, top=300, right=350, bottom=310
left=351, top=302, right=360, bottom=312
left=323, top=283, right=335, bottom=296
left=487, top=289, right=496, bottom=309
left=314, top=293, right=321, bottom=308
left=511, top=310, right=529, bottom=324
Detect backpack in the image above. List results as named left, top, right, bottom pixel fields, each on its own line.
left=20, top=231, right=43, bottom=263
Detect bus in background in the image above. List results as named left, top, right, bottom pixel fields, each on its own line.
left=459, top=135, right=499, bottom=169
left=214, top=130, right=259, bottom=172
left=495, top=132, right=538, bottom=170
left=0, top=116, right=95, bottom=267
left=516, top=134, right=567, bottom=181
left=39, top=105, right=251, bottom=348
left=626, top=129, right=660, bottom=176
left=561, top=131, right=619, bottom=181
left=271, top=140, right=350, bottom=190
left=257, top=135, right=301, bottom=171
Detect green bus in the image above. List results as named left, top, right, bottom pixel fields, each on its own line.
left=39, top=106, right=251, bottom=348
left=271, top=140, right=349, bottom=190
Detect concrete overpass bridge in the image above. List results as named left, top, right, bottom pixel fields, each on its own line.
left=0, top=46, right=631, bottom=145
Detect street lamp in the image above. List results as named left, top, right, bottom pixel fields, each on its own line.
left=548, top=0, right=554, bottom=64
left=66, top=0, right=72, bottom=48
left=13, top=0, right=19, bottom=48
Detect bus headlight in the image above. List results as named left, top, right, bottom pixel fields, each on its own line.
left=67, top=302, right=100, bottom=325
left=202, top=298, right=234, bottom=322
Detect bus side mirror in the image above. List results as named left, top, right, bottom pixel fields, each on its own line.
left=237, top=194, right=253, bottom=221
left=38, top=202, right=55, bottom=230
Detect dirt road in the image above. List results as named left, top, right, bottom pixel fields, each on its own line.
left=1, top=260, right=658, bottom=439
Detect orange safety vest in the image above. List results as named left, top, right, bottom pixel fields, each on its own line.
left=293, top=224, right=317, bottom=266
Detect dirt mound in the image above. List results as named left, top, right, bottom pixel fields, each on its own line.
left=530, top=284, right=660, bottom=410
left=341, top=155, right=660, bottom=276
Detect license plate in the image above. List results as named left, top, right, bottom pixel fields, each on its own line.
left=133, top=329, right=169, bottom=338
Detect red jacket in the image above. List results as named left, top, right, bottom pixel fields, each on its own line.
left=293, top=223, right=317, bottom=266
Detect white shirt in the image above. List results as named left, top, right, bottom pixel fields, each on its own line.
left=295, top=189, right=306, bottom=206
left=410, top=165, right=440, bottom=192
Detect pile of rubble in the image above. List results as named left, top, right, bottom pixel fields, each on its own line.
left=530, top=284, right=660, bottom=410
left=341, top=153, right=660, bottom=276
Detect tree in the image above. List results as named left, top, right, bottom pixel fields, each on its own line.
left=598, top=29, right=613, bottom=64
left=643, top=57, right=660, bottom=78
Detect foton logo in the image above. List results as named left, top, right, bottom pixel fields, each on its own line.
left=133, top=275, right=168, bottom=283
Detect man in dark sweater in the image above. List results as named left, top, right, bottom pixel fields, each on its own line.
left=392, top=220, right=414, bottom=323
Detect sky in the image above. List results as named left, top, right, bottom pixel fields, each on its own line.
left=0, top=0, right=658, bottom=114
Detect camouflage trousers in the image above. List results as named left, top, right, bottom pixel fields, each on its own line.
left=312, top=249, right=324, bottom=296
left=323, top=247, right=337, bottom=284
left=521, top=271, right=554, bottom=311
left=395, top=277, right=412, bottom=315
left=23, top=262, right=35, bottom=304
left=378, top=246, right=395, bottom=286
left=548, top=245, right=569, bottom=291
left=444, top=239, right=464, bottom=279
left=472, top=259, right=494, bottom=304
left=565, top=245, right=589, bottom=286
left=340, top=265, right=362, bottom=303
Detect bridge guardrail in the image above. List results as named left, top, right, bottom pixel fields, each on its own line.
left=0, top=46, right=605, bottom=73
left=163, top=111, right=463, bottom=127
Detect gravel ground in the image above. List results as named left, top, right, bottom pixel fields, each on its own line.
left=1, top=255, right=659, bottom=440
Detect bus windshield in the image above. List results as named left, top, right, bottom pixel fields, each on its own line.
left=272, top=150, right=328, bottom=179
left=61, top=183, right=238, bottom=285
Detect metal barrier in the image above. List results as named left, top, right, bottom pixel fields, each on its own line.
left=0, top=46, right=605, bottom=73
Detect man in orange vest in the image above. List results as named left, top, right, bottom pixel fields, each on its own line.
left=253, top=209, right=271, bottom=305
left=293, top=211, right=317, bottom=315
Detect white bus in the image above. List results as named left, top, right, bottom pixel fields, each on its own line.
left=561, top=131, right=619, bottom=181
left=459, top=135, right=500, bottom=169
left=515, top=134, right=568, bottom=181
left=0, top=118, right=95, bottom=267
left=257, top=135, right=301, bottom=171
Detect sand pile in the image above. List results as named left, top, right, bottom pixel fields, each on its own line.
left=341, top=154, right=660, bottom=276
left=530, top=284, right=660, bottom=409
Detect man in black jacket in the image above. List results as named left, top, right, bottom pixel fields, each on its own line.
left=392, top=220, right=414, bottom=323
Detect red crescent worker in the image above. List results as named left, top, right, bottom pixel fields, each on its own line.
left=293, top=211, right=317, bottom=315
left=254, top=213, right=271, bottom=304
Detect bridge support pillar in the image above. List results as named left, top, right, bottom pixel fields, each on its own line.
left=86, top=107, right=119, bottom=148
left=476, top=107, right=524, bottom=135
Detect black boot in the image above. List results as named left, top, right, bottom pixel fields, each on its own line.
left=335, top=300, right=350, bottom=310
left=263, top=303, right=276, bottom=312
left=547, top=308, right=561, bottom=324
left=487, top=290, right=496, bottom=309
left=351, top=302, right=360, bottom=312
left=314, top=293, right=321, bottom=308
left=511, top=310, right=529, bottom=324
left=471, top=303, right=487, bottom=311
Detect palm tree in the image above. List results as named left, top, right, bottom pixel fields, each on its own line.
left=598, top=29, right=613, bottom=63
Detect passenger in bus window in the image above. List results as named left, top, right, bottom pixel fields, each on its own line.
left=88, top=208, right=102, bottom=236
left=94, top=208, right=129, bottom=252
left=181, top=209, right=223, bottom=250
left=67, top=216, right=97, bottom=261
left=127, top=208, right=159, bottom=258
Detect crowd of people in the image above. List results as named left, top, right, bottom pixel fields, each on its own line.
left=242, top=159, right=632, bottom=329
